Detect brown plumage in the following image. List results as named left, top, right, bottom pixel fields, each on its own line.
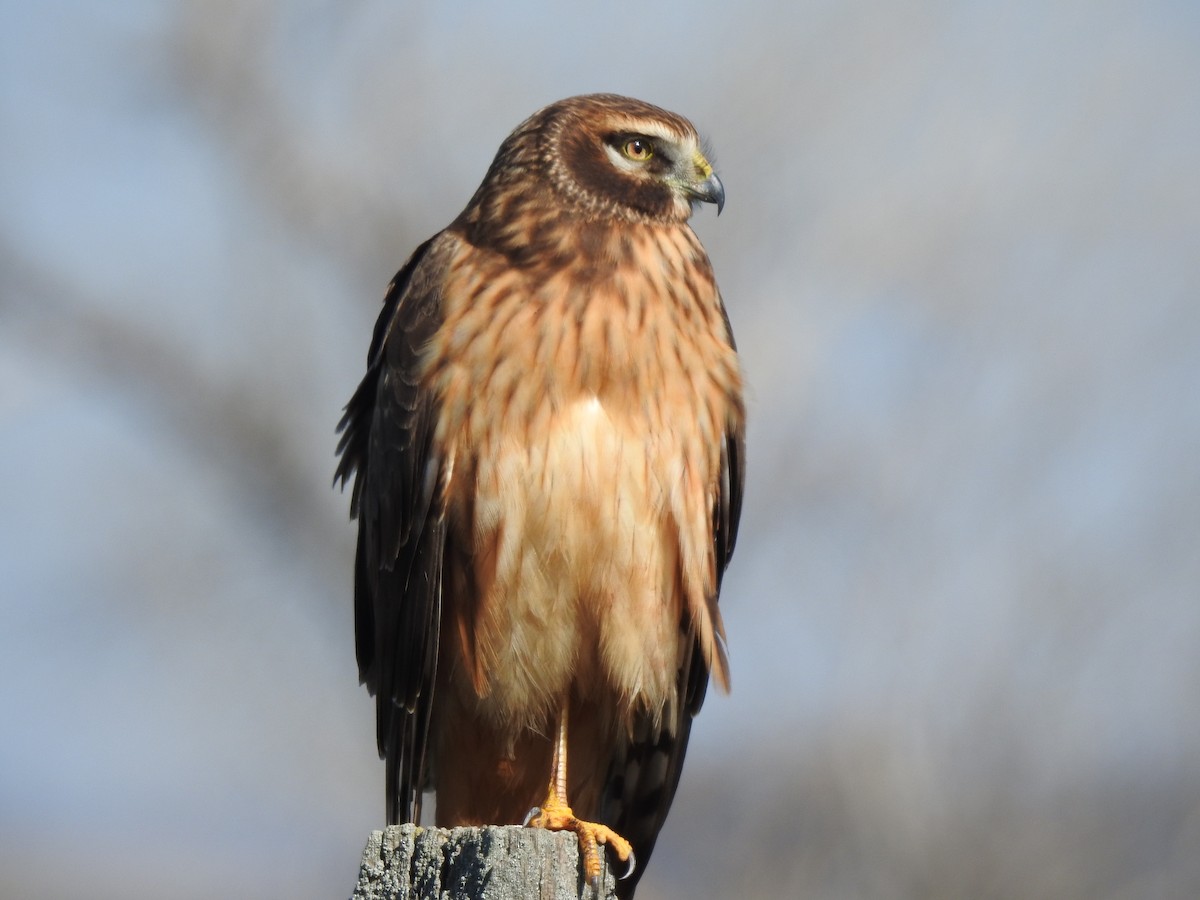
left=336, top=93, right=744, bottom=896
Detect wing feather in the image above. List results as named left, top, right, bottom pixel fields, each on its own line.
left=336, top=233, right=455, bottom=823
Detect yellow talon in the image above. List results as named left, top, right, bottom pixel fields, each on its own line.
left=524, top=707, right=635, bottom=892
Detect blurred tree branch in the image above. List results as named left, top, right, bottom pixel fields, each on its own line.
left=163, top=0, right=435, bottom=277
left=0, top=236, right=347, bottom=594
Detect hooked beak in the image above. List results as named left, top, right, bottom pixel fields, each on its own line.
left=689, top=170, right=725, bottom=215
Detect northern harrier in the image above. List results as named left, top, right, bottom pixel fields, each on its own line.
left=336, top=94, right=745, bottom=896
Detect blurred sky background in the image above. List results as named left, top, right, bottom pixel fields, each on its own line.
left=2, top=2, right=1199, bottom=898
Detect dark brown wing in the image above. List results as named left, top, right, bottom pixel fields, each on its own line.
left=602, top=301, right=745, bottom=898
left=335, top=233, right=453, bottom=824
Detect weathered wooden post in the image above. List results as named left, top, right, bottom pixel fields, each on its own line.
left=351, top=824, right=619, bottom=900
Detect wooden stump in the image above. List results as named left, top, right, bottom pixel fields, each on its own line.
left=351, top=824, right=619, bottom=900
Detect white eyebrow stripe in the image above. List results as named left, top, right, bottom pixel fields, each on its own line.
left=610, top=116, right=693, bottom=145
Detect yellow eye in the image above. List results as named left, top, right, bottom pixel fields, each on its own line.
left=622, top=138, right=653, bottom=161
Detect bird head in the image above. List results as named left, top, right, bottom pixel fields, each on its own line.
left=480, top=94, right=725, bottom=225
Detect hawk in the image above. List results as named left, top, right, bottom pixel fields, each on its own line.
left=336, top=94, right=744, bottom=896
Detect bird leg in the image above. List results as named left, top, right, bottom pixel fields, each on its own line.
left=524, top=705, right=635, bottom=891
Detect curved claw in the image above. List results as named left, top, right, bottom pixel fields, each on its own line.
left=522, top=806, right=541, bottom=827
left=585, top=845, right=636, bottom=896
left=618, top=847, right=637, bottom=881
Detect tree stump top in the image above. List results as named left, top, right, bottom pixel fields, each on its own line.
left=352, top=824, right=619, bottom=900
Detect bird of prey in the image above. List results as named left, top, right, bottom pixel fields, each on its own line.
left=336, top=93, right=744, bottom=896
